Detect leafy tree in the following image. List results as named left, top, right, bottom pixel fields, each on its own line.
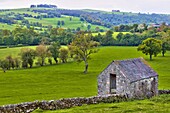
left=76, top=27, right=81, bottom=32
left=57, top=21, right=61, bottom=26
left=87, top=25, right=91, bottom=31
left=61, top=21, right=65, bottom=25
left=19, top=48, right=36, bottom=68
left=102, top=30, right=114, bottom=45
left=48, top=58, right=52, bottom=65
left=158, top=31, right=170, bottom=56
left=68, top=33, right=100, bottom=73
left=5, top=55, right=13, bottom=70
left=0, top=59, right=9, bottom=72
left=13, top=57, right=21, bottom=69
left=70, top=17, right=72, bottom=21
left=48, top=42, right=61, bottom=64
left=137, top=38, right=162, bottom=60
left=59, top=47, right=69, bottom=63
left=36, top=44, right=51, bottom=66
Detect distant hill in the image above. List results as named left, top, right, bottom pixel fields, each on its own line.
left=0, top=6, right=170, bottom=31
left=0, top=8, right=108, bottom=31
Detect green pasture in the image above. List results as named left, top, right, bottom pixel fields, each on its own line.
left=25, top=16, right=108, bottom=31
left=33, top=94, right=170, bottom=113
left=0, top=46, right=169, bottom=106
left=1, top=8, right=38, bottom=16
left=0, top=23, right=17, bottom=30
left=92, top=32, right=130, bottom=38
left=0, top=46, right=36, bottom=59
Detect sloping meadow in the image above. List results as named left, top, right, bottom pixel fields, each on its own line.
left=0, top=46, right=169, bottom=105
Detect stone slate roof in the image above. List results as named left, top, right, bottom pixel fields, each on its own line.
left=113, top=58, right=158, bottom=83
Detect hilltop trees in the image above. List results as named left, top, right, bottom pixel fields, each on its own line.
left=137, top=38, right=162, bottom=60
left=69, top=32, right=100, bottom=73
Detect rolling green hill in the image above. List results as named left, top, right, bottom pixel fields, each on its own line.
left=0, top=8, right=108, bottom=31
left=92, top=32, right=130, bottom=38
left=0, top=46, right=169, bottom=106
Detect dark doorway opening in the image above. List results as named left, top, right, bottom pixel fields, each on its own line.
left=110, top=74, right=116, bottom=94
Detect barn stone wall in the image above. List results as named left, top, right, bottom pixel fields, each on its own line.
left=98, top=62, right=129, bottom=96
left=129, top=77, right=158, bottom=98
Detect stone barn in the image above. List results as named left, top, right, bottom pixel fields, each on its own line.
left=98, top=58, right=158, bottom=98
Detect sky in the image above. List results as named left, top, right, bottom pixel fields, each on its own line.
left=0, top=0, right=170, bottom=14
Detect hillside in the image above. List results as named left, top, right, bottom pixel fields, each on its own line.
left=0, top=8, right=108, bottom=31
left=0, top=46, right=169, bottom=105
left=1, top=7, right=170, bottom=31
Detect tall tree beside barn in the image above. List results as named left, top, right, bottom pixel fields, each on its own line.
left=68, top=32, right=100, bottom=73
left=137, top=38, right=162, bottom=60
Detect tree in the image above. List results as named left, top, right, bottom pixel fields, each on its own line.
left=137, top=38, right=162, bottom=60
left=0, top=59, right=9, bottom=72
left=5, top=55, right=13, bottom=70
left=13, top=57, right=21, bottom=69
left=48, top=58, right=52, bottom=65
left=76, top=27, right=81, bottom=32
left=19, top=48, right=36, bottom=68
left=36, top=44, right=51, bottom=66
left=59, top=47, right=69, bottom=63
left=69, top=17, right=72, bottom=21
left=68, top=33, right=100, bottom=73
left=87, top=25, right=91, bottom=31
left=48, top=42, right=61, bottom=64
left=159, top=31, right=170, bottom=56
left=61, top=21, right=65, bottom=26
left=102, top=30, right=114, bottom=46
left=57, top=21, right=61, bottom=26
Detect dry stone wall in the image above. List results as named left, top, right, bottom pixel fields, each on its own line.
left=0, top=94, right=127, bottom=113
left=158, top=90, right=170, bottom=94
left=0, top=90, right=169, bottom=113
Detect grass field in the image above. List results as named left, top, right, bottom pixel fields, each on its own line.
left=92, top=32, right=130, bottom=38
left=33, top=94, right=170, bottom=113
left=0, top=46, right=36, bottom=59
left=0, top=23, right=17, bottom=30
left=0, top=46, right=169, bottom=106
left=25, top=16, right=108, bottom=31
